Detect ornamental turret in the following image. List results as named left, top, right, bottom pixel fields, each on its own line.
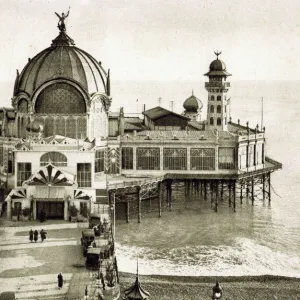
left=204, top=51, right=231, bottom=131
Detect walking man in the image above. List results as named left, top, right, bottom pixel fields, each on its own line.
left=40, top=229, right=47, bottom=242
left=33, top=230, right=38, bottom=243
left=57, top=272, right=63, bottom=289
left=29, top=229, right=33, bottom=242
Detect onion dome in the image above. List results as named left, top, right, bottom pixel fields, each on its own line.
left=204, top=51, right=231, bottom=77
left=26, top=120, right=44, bottom=133
left=124, top=262, right=149, bottom=300
left=183, top=91, right=203, bottom=113
left=14, top=18, right=108, bottom=97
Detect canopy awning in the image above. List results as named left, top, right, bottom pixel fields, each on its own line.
left=24, top=163, right=75, bottom=186
left=33, top=186, right=66, bottom=199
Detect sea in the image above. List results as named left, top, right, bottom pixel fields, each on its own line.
left=111, top=80, right=300, bottom=278
left=1, top=80, right=299, bottom=277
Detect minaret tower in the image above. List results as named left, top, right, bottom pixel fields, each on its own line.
left=204, top=51, right=231, bottom=131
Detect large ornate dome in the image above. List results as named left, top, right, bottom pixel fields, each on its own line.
left=14, top=31, right=108, bottom=97
left=204, top=51, right=231, bottom=77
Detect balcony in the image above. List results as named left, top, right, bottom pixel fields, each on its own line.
left=205, top=82, right=231, bottom=88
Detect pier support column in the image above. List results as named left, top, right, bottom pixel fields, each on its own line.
left=240, top=181, right=243, bottom=204
left=210, top=181, right=213, bottom=208
left=204, top=181, right=207, bottom=200
left=246, top=180, right=249, bottom=199
left=233, top=181, right=236, bottom=212
left=215, top=181, right=219, bottom=212
left=262, top=174, right=266, bottom=200
left=137, top=186, right=141, bottom=223
left=228, top=182, right=232, bottom=207
left=251, top=177, right=255, bottom=205
left=200, top=181, right=203, bottom=197
left=220, top=182, right=224, bottom=201
left=268, top=172, right=271, bottom=204
left=166, top=180, right=173, bottom=211
left=158, top=182, right=162, bottom=218
left=126, top=200, right=130, bottom=223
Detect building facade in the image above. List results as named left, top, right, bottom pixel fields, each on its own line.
left=1, top=16, right=280, bottom=221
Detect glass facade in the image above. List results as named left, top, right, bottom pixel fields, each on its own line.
left=95, top=150, right=105, bottom=172
left=40, top=152, right=67, bottom=166
left=137, top=147, right=160, bottom=170
left=17, top=163, right=31, bottom=186
left=190, top=148, right=215, bottom=170
left=77, top=163, right=91, bottom=187
left=122, top=147, right=133, bottom=170
left=163, top=148, right=187, bottom=170
left=218, top=147, right=235, bottom=170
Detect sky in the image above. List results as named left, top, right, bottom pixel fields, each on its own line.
left=0, top=0, right=299, bottom=109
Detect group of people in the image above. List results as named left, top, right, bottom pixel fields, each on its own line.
left=29, top=228, right=47, bottom=243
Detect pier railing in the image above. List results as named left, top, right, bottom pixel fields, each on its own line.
left=108, top=176, right=164, bottom=190
left=265, top=156, right=283, bottom=169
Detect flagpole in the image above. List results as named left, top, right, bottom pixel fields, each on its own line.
left=261, top=97, right=264, bottom=131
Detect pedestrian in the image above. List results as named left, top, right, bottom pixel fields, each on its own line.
left=40, top=229, right=47, bottom=242
left=29, top=229, right=33, bottom=242
left=57, top=272, right=63, bottom=289
left=33, top=230, right=38, bottom=243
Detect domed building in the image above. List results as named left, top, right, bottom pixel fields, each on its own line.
left=182, top=91, right=203, bottom=121
left=2, top=14, right=118, bottom=221
left=12, top=20, right=111, bottom=140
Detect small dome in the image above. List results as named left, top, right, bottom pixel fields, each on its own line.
left=183, top=92, right=203, bottom=112
left=204, top=51, right=231, bottom=77
left=209, top=59, right=226, bottom=72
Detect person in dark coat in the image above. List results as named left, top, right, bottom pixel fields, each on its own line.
left=33, top=230, right=38, bottom=243
left=57, top=272, right=63, bottom=289
left=29, top=229, right=33, bottom=242
left=40, top=229, right=47, bottom=242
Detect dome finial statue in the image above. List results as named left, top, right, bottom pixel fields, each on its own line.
left=55, top=8, right=70, bottom=32
left=214, top=50, right=222, bottom=60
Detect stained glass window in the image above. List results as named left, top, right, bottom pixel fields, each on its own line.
left=122, top=147, right=133, bottom=170
left=77, top=163, right=91, bottom=187
left=45, top=117, right=55, bottom=137
left=95, top=150, right=105, bottom=172
left=190, top=148, right=215, bottom=170
left=218, top=147, right=235, bottom=170
left=163, top=148, right=187, bottom=170
left=77, top=117, right=87, bottom=139
left=17, top=163, right=31, bottom=186
left=35, top=83, right=86, bottom=114
left=55, top=118, right=66, bottom=136
left=137, top=148, right=160, bottom=170
left=40, top=152, right=67, bottom=167
left=66, top=117, right=77, bottom=138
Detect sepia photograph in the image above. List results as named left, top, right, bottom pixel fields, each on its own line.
left=0, top=0, right=298, bottom=299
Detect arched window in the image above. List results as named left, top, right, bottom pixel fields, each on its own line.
left=35, top=83, right=86, bottom=114
left=217, top=118, right=222, bottom=125
left=40, top=152, right=67, bottom=166
left=211, top=95, right=215, bottom=101
left=210, top=117, right=214, bottom=125
left=217, top=105, right=221, bottom=113
left=217, top=95, right=222, bottom=101
left=210, top=105, right=214, bottom=113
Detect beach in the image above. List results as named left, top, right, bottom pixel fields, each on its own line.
left=120, top=272, right=300, bottom=299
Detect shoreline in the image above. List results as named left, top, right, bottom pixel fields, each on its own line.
left=120, top=271, right=300, bottom=282
left=119, top=272, right=300, bottom=300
